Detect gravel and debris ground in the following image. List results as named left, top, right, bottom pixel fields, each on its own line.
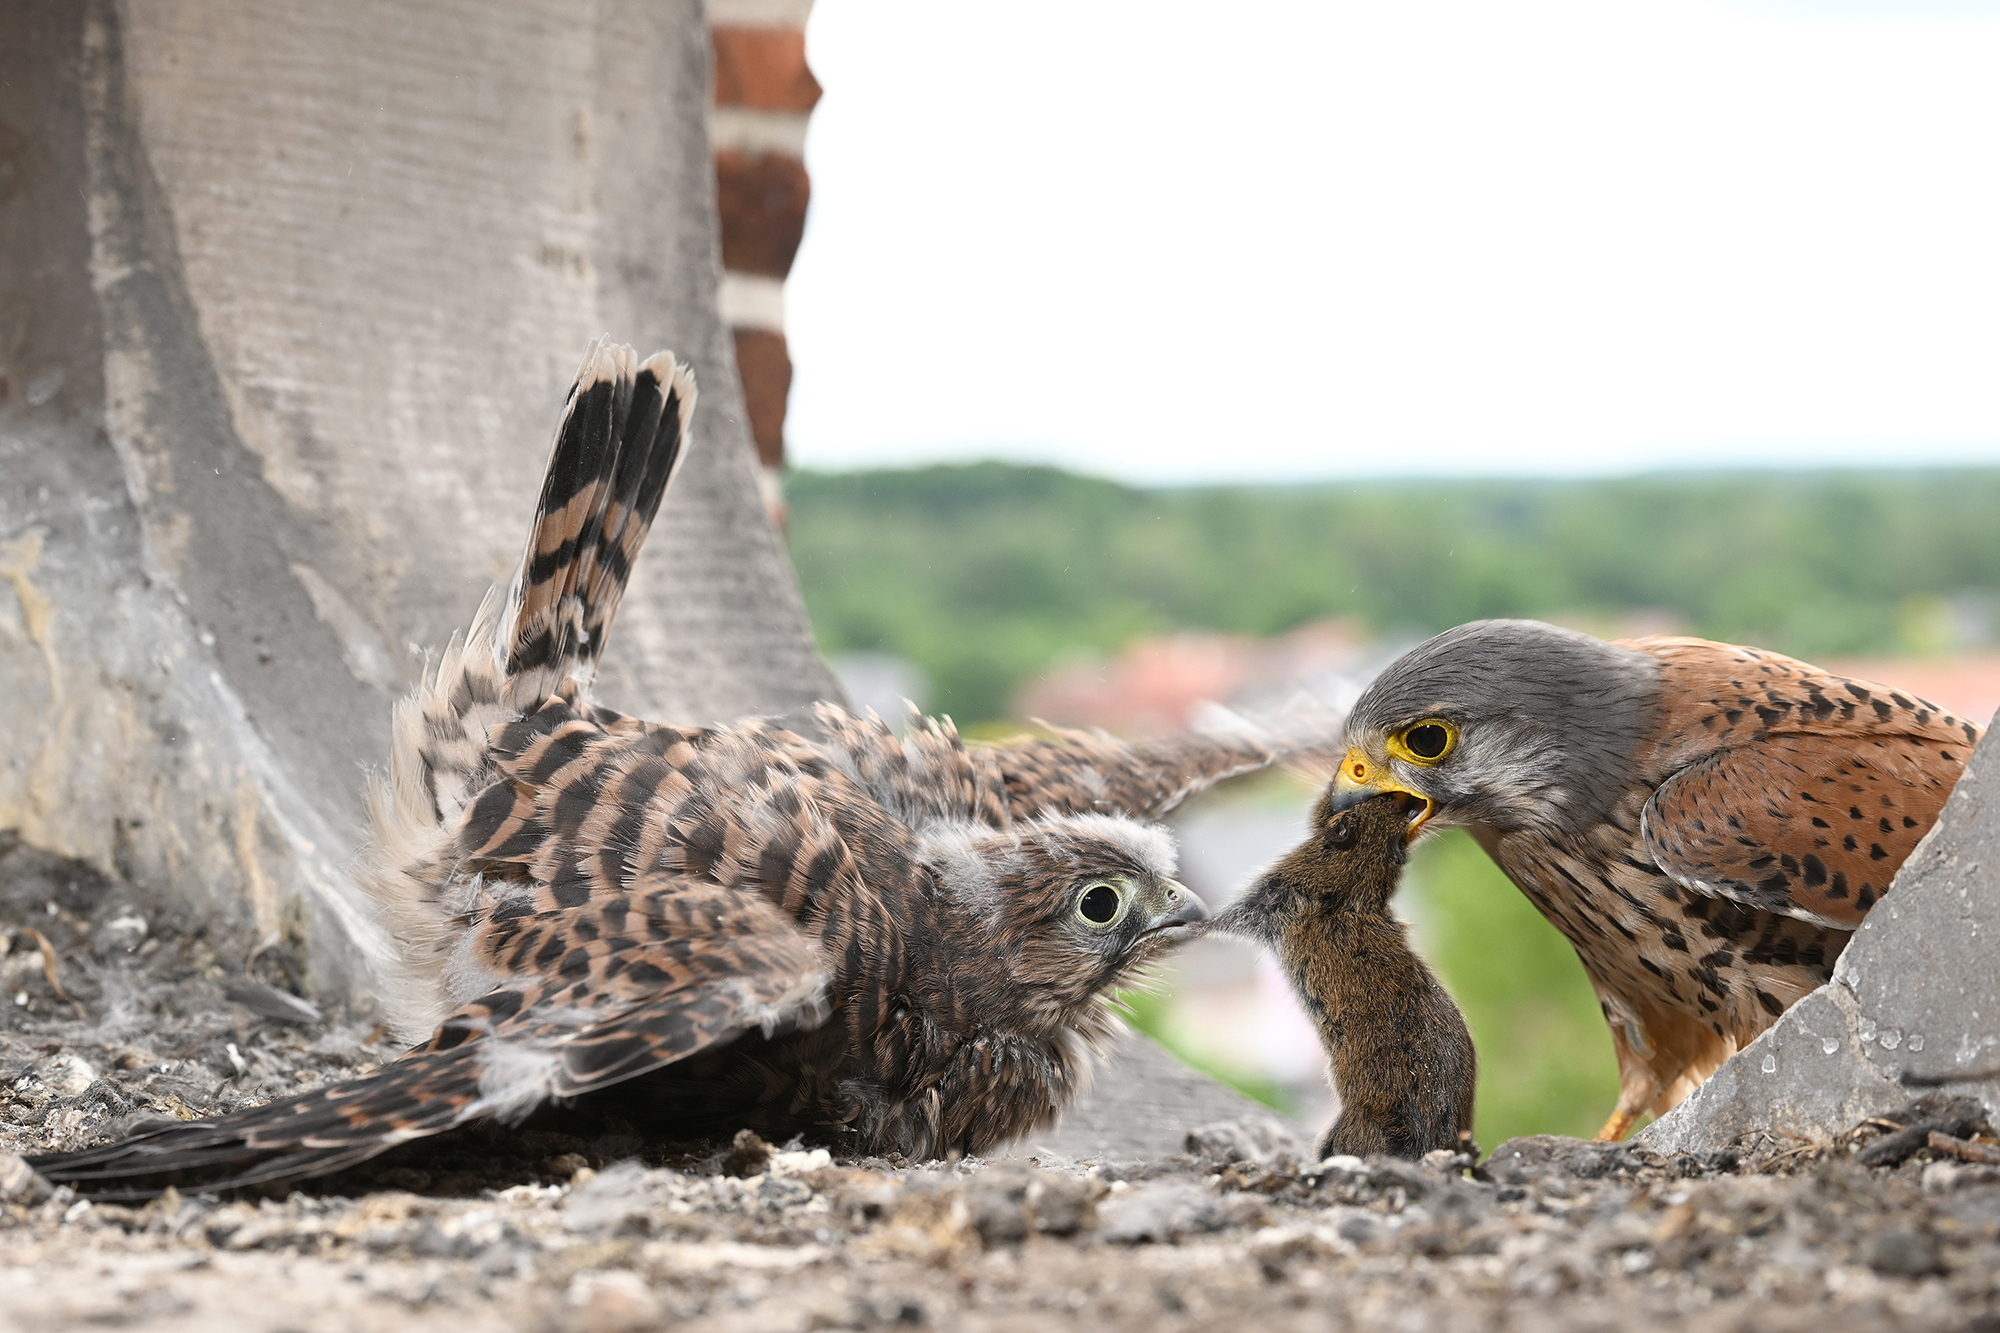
left=5, top=837, right=2000, bottom=1332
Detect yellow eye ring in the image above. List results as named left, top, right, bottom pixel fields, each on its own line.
left=1386, top=719, right=1458, bottom=765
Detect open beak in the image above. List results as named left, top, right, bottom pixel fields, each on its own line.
left=1139, top=881, right=1207, bottom=941
left=1334, top=747, right=1436, bottom=841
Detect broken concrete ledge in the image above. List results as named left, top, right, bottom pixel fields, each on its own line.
left=1642, top=708, right=2000, bottom=1155
left=1005, top=1025, right=1296, bottom=1163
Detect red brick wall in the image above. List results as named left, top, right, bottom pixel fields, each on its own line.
left=710, top=1, right=820, bottom=526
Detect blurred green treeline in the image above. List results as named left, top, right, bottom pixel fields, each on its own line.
left=787, top=463, right=2000, bottom=725
left=787, top=462, right=2000, bottom=1146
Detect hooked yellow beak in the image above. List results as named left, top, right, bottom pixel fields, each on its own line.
left=1334, top=747, right=1436, bottom=839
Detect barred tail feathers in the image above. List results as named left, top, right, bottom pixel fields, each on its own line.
left=360, top=342, right=695, bottom=1044
left=500, top=339, right=696, bottom=710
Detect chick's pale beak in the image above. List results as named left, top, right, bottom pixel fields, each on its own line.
left=1140, top=881, right=1206, bottom=938
left=1334, top=746, right=1436, bottom=840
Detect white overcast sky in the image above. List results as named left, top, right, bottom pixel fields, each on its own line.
left=783, top=0, right=2000, bottom=483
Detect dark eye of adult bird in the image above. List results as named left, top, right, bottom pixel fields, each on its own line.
left=28, top=339, right=1343, bottom=1201
left=1076, top=882, right=1125, bottom=926
left=1401, top=721, right=1454, bottom=761
left=1335, top=616, right=1983, bottom=1142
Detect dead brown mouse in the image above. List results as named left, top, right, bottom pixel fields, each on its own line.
left=1208, top=788, right=1477, bottom=1160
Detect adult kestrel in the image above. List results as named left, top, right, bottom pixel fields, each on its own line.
left=32, top=340, right=1317, bottom=1198
left=1333, top=619, right=1983, bottom=1141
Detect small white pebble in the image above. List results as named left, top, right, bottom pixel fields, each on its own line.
left=768, top=1148, right=832, bottom=1177
left=103, top=913, right=149, bottom=945
left=47, top=1055, right=98, bottom=1096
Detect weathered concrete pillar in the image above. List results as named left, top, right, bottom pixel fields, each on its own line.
left=0, top=0, right=839, bottom=1002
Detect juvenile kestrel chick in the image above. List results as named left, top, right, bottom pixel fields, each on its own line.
left=32, top=340, right=1325, bottom=1198
left=1334, top=618, right=1983, bottom=1140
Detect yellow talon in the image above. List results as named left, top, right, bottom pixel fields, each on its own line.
left=1595, top=1109, right=1639, bottom=1142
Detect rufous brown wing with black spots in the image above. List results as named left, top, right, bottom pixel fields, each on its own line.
left=1334, top=619, right=1982, bottom=1142
left=30, top=339, right=1326, bottom=1199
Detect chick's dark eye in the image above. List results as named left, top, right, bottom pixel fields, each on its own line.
left=1327, top=817, right=1357, bottom=850
left=1077, top=884, right=1121, bottom=925
left=1405, top=723, right=1451, bottom=760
